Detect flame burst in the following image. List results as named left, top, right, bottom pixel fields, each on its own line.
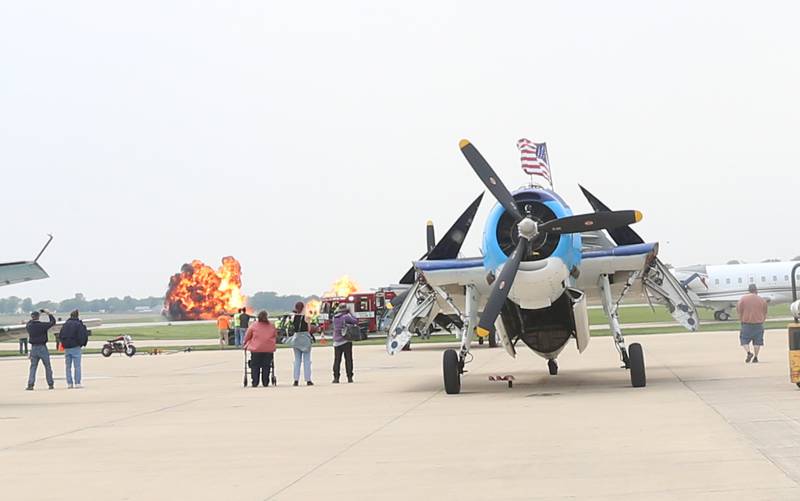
left=323, top=275, right=359, bottom=298
left=164, top=256, right=247, bottom=320
left=305, top=299, right=321, bottom=320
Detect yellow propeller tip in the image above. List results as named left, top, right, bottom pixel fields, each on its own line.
left=426, top=220, right=433, bottom=226
left=459, top=139, right=471, bottom=149
left=634, top=210, right=643, bottom=222
left=475, top=327, right=490, bottom=338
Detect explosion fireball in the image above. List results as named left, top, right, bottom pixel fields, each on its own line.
left=164, top=256, right=247, bottom=320
left=323, top=276, right=360, bottom=298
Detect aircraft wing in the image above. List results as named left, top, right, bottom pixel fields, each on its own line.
left=577, top=242, right=699, bottom=331
left=0, top=261, right=49, bottom=287
left=0, top=318, right=102, bottom=343
left=0, top=235, right=53, bottom=288
left=387, top=258, right=492, bottom=355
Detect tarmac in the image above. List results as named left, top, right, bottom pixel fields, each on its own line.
left=1, top=329, right=799, bottom=500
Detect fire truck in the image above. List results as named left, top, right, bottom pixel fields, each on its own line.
left=319, top=289, right=397, bottom=337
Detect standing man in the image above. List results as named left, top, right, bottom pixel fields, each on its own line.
left=216, top=312, right=231, bottom=348
left=26, top=309, right=56, bottom=390
left=59, top=310, right=89, bottom=389
left=239, top=308, right=251, bottom=346
left=737, top=284, right=769, bottom=363
left=232, top=309, right=242, bottom=346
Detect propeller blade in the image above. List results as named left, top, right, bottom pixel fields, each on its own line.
left=538, top=210, right=642, bottom=235
left=459, top=140, right=524, bottom=222
left=476, top=237, right=528, bottom=336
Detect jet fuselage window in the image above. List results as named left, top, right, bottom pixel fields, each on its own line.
left=749, top=277, right=755, bottom=283
left=738, top=277, right=743, bottom=284
left=715, top=279, right=720, bottom=286
left=773, top=275, right=777, bottom=282
left=761, top=276, right=766, bottom=282
left=726, top=278, right=731, bottom=285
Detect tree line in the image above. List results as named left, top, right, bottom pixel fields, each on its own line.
left=0, top=291, right=317, bottom=316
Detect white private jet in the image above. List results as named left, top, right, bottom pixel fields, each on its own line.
left=387, top=140, right=698, bottom=394
left=673, top=260, right=800, bottom=320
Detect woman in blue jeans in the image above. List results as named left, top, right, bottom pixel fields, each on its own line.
left=290, top=302, right=314, bottom=386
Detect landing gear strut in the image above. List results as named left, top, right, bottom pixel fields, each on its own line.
left=714, top=310, right=730, bottom=321
left=547, top=359, right=558, bottom=375
left=599, top=273, right=647, bottom=388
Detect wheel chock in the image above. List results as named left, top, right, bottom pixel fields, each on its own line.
left=489, top=375, right=515, bottom=388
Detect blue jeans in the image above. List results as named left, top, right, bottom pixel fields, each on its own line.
left=235, top=328, right=246, bottom=346
left=293, top=348, right=312, bottom=382
left=28, top=344, right=54, bottom=388
left=65, top=347, right=82, bottom=385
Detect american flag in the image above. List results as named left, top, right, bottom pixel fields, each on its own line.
left=516, top=138, right=552, bottom=187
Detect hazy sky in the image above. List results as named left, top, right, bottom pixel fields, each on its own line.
left=2, top=1, right=798, bottom=302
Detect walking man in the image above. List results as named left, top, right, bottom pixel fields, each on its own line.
left=737, top=284, right=769, bottom=363
left=26, top=309, right=56, bottom=390
left=59, top=310, right=89, bottom=389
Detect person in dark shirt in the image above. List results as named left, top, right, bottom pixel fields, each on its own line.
left=59, top=310, right=89, bottom=388
left=239, top=309, right=252, bottom=333
left=26, top=310, right=56, bottom=390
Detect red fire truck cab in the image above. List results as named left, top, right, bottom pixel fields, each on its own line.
left=319, top=290, right=396, bottom=336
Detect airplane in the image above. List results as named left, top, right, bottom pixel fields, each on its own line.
left=672, top=260, right=800, bottom=320
left=387, top=140, right=698, bottom=394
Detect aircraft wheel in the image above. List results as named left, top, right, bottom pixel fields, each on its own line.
left=796, top=382, right=800, bottom=389
left=488, top=332, right=498, bottom=348
left=478, top=336, right=484, bottom=345
left=443, top=349, right=461, bottom=395
left=714, top=311, right=730, bottom=321
left=629, top=343, right=646, bottom=388
left=548, top=359, right=558, bottom=375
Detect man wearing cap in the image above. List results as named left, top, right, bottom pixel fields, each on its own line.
left=26, top=309, right=57, bottom=390
left=59, top=310, right=89, bottom=389
left=737, top=284, right=769, bottom=363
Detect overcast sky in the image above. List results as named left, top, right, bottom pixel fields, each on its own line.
left=2, top=1, right=798, bottom=302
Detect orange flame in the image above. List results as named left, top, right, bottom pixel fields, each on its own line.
left=164, top=256, right=247, bottom=320
left=305, top=299, right=321, bottom=320
left=323, top=275, right=359, bottom=298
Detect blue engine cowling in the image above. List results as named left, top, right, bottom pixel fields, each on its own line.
left=482, top=188, right=583, bottom=274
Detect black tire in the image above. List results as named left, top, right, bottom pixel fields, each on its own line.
left=443, top=349, right=461, bottom=395
left=478, top=336, right=484, bottom=345
left=629, top=343, right=646, bottom=388
left=796, top=382, right=800, bottom=389
left=488, top=332, right=498, bottom=348
left=548, top=359, right=558, bottom=376
left=101, top=345, right=112, bottom=357
left=125, top=345, right=136, bottom=357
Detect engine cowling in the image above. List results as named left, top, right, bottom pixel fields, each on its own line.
left=482, top=188, right=583, bottom=274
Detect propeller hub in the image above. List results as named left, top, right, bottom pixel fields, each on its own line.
left=517, top=218, right=538, bottom=240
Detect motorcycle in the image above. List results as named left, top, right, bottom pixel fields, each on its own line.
left=101, top=335, right=136, bottom=357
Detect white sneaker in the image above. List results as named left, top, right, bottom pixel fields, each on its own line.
left=68, top=384, right=74, bottom=389
left=75, top=384, right=83, bottom=389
